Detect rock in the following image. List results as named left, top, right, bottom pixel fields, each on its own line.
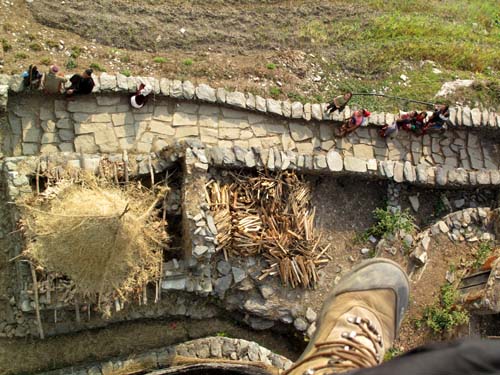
left=436, top=167, right=448, bottom=186
left=232, top=267, right=246, bottom=283
left=403, top=234, right=413, bottom=247
left=226, top=91, right=246, bottom=108
left=454, top=199, right=465, bottom=209
left=311, top=104, right=322, bottom=120
left=367, top=159, right=378, bottom=171
left=344, top=156, right=367, bottom=173
left=206, top=215, right=218, bottom=235
left=361, top=248, right=370, bottom=255
left=244, top=151, right=256, bottom=167
left=291, top=102, right=303, bottom=118
left=99, top=73, right=117, bottom=91
left=193, top=245, right=208, bottom=256
left=393, top=162, right=404, bottom=182
left=195, top=84, right=216, bottom=102
left=170, top=80, right=183, bottom=98
left=435, top=80, right=474, bottom=97
left=411, top=247, right=427, bottom=265
left=289, top=123, right=313, bottom=141
left=214, top=274, right=233, bottom=298
left=416, top=164, right=428, bottom=183
left=293, top=318, right=308, bottom=332
left=438, top=221, right=449, bottom=233
left=409, top=195, right=419, bottom=212
left=306, top=322, right=316, bottom=338
left=162, top=277, right=187, bottom=290
left=248, top=317, right=274, bottom=330
left=259, top=285, right=274, bottom=299
left=217, top=261, right=232, bottom=275
left=267, top=99, right=282, bottom=116
left=182, top=81, right=195, bottom=99
left=314, top=155, right=327, bottom=169
left=403, top=161, right=416, bottom=182
left=305, top=308, right=317, bottom=323
left=445, top=271, right=455, bottom=284
left=326, top=150, right=343, bottom=171
left=255, top=96, right=266, bottom=112
left=421, top=235, right=431, bottom=251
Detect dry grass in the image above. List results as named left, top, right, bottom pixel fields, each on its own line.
left=20, top=176, right=167, bottom=310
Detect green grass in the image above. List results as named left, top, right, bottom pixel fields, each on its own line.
left=14, top=52, right=28, bottom=60
left=153, top=56, right=167, bottom=64
left=366, top=208, right=415, bottom=239
left=65, top=58, right=77, bottom=69
left=45, top=40, right=59, bottom=49
left=294, top=0, right=500, bottom=111
left=472, top=241, right=492, bottom=269
left=269, top=86, right=282, bottom=97
left=29, top=42, right=42, bottom=51
left=40, top=56, right=52, bottom=66
left=384, top=347, right=402, bottom=362
left=1, top=38, right=11, bottom=52
left=182, top=58, right=193, bottom=66
left=70, top=46, right=82, bottom=59
left=420, top=283, right=469, bottom=334
left=266, top=62, right=276, bottom=70
left=89, top=62, right=106, bottom=72
left=120, top=69, right=131, bottom=77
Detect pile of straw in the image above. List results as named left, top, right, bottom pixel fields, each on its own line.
left=21, top=178, right=167, bottom=310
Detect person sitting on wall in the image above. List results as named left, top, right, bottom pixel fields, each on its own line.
left=66, top=68, right=95, bottom=97
left=326, top=92, right=353, bottom=114
left=335, top=108, right=371, bottom=137
left=21, top=65, right=43, bottom=90
left=378, top=120, right=400, bottom=138
left=42, top=65, right=67, bottom=95
left=130, top=83, right=153, bottom=109
left=424, top=104, right=450, bottom=133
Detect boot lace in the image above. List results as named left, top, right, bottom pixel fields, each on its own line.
left=283, top=316, right=383, bottom=375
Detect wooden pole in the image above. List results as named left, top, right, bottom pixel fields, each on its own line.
left=30, top=264, right=45, bottom=339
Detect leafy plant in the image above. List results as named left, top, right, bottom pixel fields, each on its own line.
left=384, top=347, right=402, bottom=362
left=15, top=52, right=28, bottom=60
left=29, top=42, right=42, bottom=51
left=433, top=198, right=446, bottom=217
left=65, top=58, right=78, bottom=69
left=153, top=56, right=167, bottom=64
left=287, top=92, right=305, bottom=102
left=266, top=62, right=276, bottom=70
left=269, top=86, right=282, bottom=97
left=90, top=62, right=106, bottom=72
left=421, top=283, right=469, bottom=334
left=70, top=46, right=82, bottom=59
left=472, top=241, right=492, bottom=269
left=120, top=69, right=131, bottom=77
left=121, top=54, right=131, bottom=63
left=1, top=38, right=12, bottom=52
left=216, top=331, right=228, bottom=337
left=45, top=40, right=59, bottom=49
left=366, top=208, right=415, bottom=239
left=182, top=58, right=193, bottom=66
left=40, top=56, right=52, bottom=65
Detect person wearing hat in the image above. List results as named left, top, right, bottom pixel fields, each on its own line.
left=130, top=82, right=153, bottom=109
left=42, top=65, right=67, bottom=94
left=335, top=108, right=371, bottom=137
left=326, top=92, right=352, bottom=114
left=66, top=68, right=95, bottom=97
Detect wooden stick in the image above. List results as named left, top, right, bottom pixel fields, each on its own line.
left=30, top=264, right=45, bottom=339
left=75, top=296, right=81, bottom=323
left=148, top=155, right=154, bottom=187
left=36, top=158, right=41, bottom=195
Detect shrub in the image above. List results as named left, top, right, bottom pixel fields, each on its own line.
left=266, top=62, right=276, bottom=70
left=121, top=54, right=131, bottom=63
left=29, top=42, right=42, bottom=51
left=90, top=62, right=106, bottom=72
left=15, top=52, right=28, bottom=60
left=45, top=40, right=59, bottom=49
left=120, top=69, right=131, bottom=77
left=367, top=208, right=415, bottom=239
left=472, top=241, right=492, bottom=269
left=40, top=56, right=52, bottom=66
left=65, top=58, right=77, bottom=69
left=269, top=86, right=281, bottom=97
left=1, top=38, right=12, bottom=52
left=153, top=56, right=167, bottom=64
left=421, top=283, right=469, bottom=334
left=182, top=58, right=193, bottom=66
left=70, top=46, right=82, bottom=59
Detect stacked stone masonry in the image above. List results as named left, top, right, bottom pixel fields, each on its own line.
left=1, top=74, right=499, bottom=188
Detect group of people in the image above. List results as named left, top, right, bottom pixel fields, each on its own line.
left=326, top=92, right=451, bottom=139
left=22, top=64, right=152, bottom=108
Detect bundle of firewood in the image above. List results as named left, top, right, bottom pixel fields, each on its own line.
left=206, top=171, right=330, bottom=288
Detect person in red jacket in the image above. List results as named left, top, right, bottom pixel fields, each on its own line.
left=335, top=108, right=371, bottom=137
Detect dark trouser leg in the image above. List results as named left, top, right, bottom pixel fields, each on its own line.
left=351, top=339, right=500, bottom=375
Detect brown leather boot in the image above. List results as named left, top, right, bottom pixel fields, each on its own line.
left=284, top=258, right=409, bottom=375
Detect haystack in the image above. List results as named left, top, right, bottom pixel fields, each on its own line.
left=21, top=180, right=166, bottom=307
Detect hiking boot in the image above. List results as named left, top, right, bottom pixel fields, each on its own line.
left=284, top=258, right=409, bottom=375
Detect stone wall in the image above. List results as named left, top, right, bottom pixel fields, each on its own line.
left=1, top=73, right=499, bottom=188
